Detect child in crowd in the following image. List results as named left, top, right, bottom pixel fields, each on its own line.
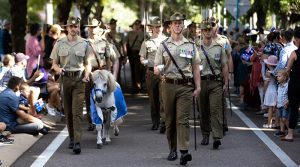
left=18, top=82, right=49, bottom=134
left=0, top=54, right=15, bottom=80
left=262, top=55, right=278, bottom=128
left=274, top=70, right=289, bottom=137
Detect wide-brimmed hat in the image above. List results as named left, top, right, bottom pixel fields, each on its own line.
left=207, top=17, right=219, bottom=27
left=130, top=19, right=142, bottom=27
left=50, top=24, right=64, bottom=34
left=15, top=53, right=29, bottom=62
left=148, top=17, right=161, bottom=27
left=109, top=18, right=117, bottom=25
left=200, top=20, right=212, bottom=30
left=65, top=17, right=81, bottom=26
left=84, top=18, right=101, bottom=27
left=246, top=29, right=258, bottom=36
left=264, top=55, right=278, bottom=66
left=169, top=12, right=186, bottom=21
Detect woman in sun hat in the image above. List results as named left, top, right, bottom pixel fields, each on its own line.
left=262, top=55, right=278, bottom=128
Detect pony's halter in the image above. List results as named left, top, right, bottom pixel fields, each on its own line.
left=94, top=88, right=107, bottom=95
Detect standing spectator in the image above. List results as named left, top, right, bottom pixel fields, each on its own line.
left=282, top=27, right=300, bottom=142
left=263, top=30, right=283, bottom=59
left=2, top=20, right=12, bottom=55
left=26, top=23, right=43, bottom=77
left=262, top=55, right=278, bottom=128
left=274, top=69, right=289, bottom=137
left=51, top=17, right=92, bottom=154
left=44, top=24, right=63, bottom=59
left=154, top=12, right=201, bottom=165
left=272, top=29, right=297, bottom=75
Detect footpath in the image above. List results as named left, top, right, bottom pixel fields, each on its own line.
left=0, top=115, right=63, bottom=167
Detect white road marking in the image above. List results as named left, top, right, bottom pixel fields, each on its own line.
left=230, top=102, right=298, bottom=167
left=30, top=126, right=68, bottom=167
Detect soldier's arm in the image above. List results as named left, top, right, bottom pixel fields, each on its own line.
left=221, top=48, right=229, bottom=90
left=84, top=44, right=93, bottom=81
left=154, top=44, right=164, bottom=75
left=107, top=43, right=120, bottom=78
left=139, top=41, right=147, bottom=65
left=225, top=38, right=233, bottom=74
left=192, top=47, right=201, bottom=97
left=50, top=42, right=63, bottom=74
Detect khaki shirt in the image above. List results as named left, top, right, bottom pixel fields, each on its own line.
left=196, top=39, right=228, bottom=76
left=214, top=34, right=232, bottom=55
left=50, top=36, right=93, bottom=71
left=125, top=31, right=144, bottom=51
left=88, top=38, right=119, bottom=68
left=105, top=31, right=124, bottom=55
left=154, top=37, right=201, bottom=79
left=139, top=35, right=167, bottom=67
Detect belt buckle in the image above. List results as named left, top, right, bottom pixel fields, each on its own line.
left=173, top=79, right=178, bottom=84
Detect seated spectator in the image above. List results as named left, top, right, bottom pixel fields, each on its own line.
left=0, top=52, right=42, bottom=116
left=0, top=122, right=14, bottom=144
left=0, top=54, right=15, bottom=81
left=0, top=76, right=48, bottom=135
left=30, top=58, right=61, bottom=115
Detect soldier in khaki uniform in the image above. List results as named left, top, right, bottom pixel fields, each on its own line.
left=51, top=17, right=93, bottom=154
left=105, top=18, right=125, bottom=84
left=84, top=19, right=119, bottom=131
left=154, top=12, right=201, bottom=165
left=209, top=17, right=233, bottom=133
left=139, top=17, right=167, bottom=132
left=124, top=20, right=145, bottom=93
left=196, top=20, right=229, bottom=149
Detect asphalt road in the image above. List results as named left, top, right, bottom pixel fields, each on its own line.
left=11, top=63, right=300, bottom=167
left=11, top=91, right=300, bottom=167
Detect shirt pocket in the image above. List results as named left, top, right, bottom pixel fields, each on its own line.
left=58, top=48, right=69, bottom=64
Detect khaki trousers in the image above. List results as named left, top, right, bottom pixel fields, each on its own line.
left=161, top=82, right=193, bottom=151
left=197, top=80, right=223, bottom=139
left=62, top=76, right=85, bottom=143
left=146, top=70, right=161, bottom=126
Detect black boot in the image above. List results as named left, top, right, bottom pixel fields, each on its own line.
left=167, top=150, right=177, bottom=161
left=159, top=122, right=166, bottom=134
left=180, top=150, right=192, bottom=165
left=73, top=143, right=81, bottom=154
left=200, top=135, right=209, bottom=145
left=69, top=139, right=74, bottom=149
left=213, top=138, right=221, bottom=149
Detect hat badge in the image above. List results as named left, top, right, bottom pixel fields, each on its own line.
left=72, top=20, right=76, bottom=24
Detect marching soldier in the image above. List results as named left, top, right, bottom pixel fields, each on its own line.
left=84, top=18, right=120, bottom=131
left=154, top=12, right=201, bottom=165
left=124, top=20, right=145, bottom=93
left=209, top=17, right=233, bottom=133
left=196, top=20, right=229, bottom=149
left=51, top=17, right=93, bottom=154
left=105, top=18, right=125, bottom=84
left=139, top=17, right=167, bottom=132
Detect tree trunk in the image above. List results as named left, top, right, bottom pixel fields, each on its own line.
left=256, top=5, right=266, bottom=30
left=9, top=0, right=27, bottom=53
left=79, top=0, right=96, bottom=38
left=57, top=0, right=73, bottom=25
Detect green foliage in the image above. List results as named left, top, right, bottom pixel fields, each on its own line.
left=0, top=0, right=10, bottom=20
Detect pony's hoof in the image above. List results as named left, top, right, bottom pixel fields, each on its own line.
left=114, top=130, right=119, bottom=136
left=102, top=138, right=107, bottom=145
left=97, top=143, right=103, bottom=149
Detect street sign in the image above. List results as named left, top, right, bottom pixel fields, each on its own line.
left=225, top=0, right=251, bottom=19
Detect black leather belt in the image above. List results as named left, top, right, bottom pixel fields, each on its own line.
left=148, top=67, right=154, bottom=71
left=163, top=78, right=194, bottom=85
left=64, top=71, right=81, bottom=77
left=201, top=74, right=221, bottom=80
